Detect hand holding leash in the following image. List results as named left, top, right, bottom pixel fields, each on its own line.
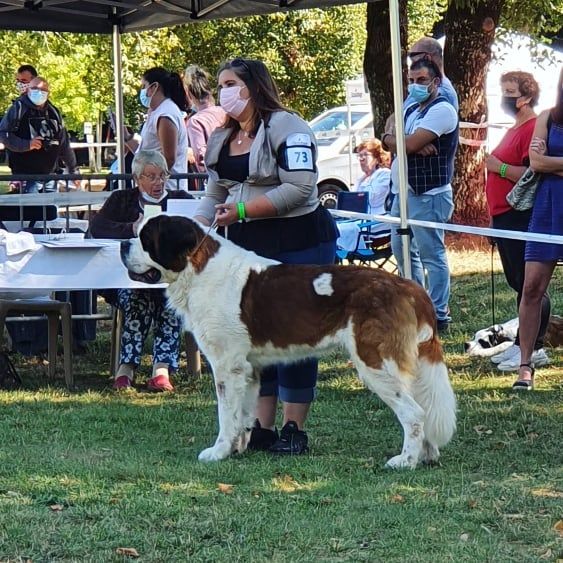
left=214, top=203, right=240, bottom=227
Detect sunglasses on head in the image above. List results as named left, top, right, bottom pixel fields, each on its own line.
left=408, top=51, right=430, bottom=59
left=231, top=58, right=251, bottom=73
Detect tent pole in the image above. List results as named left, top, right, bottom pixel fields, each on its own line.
left=112, top=23, right=126, bottom=184
left=388, top=0, right=412, bottom=279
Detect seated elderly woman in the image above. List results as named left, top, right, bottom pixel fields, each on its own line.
left=90, top=149, right=190, bottom=391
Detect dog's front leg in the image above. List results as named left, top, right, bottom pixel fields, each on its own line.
left=198, top=361, right=254, bottom=462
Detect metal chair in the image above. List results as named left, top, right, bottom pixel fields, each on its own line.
left=0, top=298, right=73, bottom=388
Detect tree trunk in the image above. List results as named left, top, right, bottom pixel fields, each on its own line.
left=444, top=0, right=504, bottom=227
left=364, top=0, right=408, bottom=135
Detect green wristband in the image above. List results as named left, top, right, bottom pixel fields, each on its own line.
left=499, top=163, right=508, bottom=178
left=237, top=201, right=246, bottom=221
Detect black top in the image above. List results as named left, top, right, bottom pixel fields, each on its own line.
left=216, top=144, right=249, bottom=183
left=90, top=188, right=190, bottom=240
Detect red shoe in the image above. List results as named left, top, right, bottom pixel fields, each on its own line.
left=113, top=375, right=133, bottom=391
left=147, top=375, right=174, bottom=392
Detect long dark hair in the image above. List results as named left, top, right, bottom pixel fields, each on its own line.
left=143, top=67, right=188, bottom=112
left=218, top=58, right=289, bottom=135
left=551, top=67, right=563, bottom=125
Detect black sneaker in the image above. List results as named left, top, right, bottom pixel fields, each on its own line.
left=269, top=421, right=309, bottom=455
left=247, top=419, right=279, bottom=451
left=437, top=319, right=451, bottom=334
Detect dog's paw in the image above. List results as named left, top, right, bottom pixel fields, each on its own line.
left=198, top=446, right=230, bottom=462
left=419, top=441, right=440, bottom=465
left=385, top=453, right=418, bottom=470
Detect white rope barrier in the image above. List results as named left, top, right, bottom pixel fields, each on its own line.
left=329, top=209, right=563, bottom=245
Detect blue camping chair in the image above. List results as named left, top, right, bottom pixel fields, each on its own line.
left=335, top=191, right=395, bottom=270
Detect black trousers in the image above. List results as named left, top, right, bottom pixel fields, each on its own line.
left=492, top=208, right=551, bottom=349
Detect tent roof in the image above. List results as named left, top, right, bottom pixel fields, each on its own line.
left=0, top=0, right=379, bottom=34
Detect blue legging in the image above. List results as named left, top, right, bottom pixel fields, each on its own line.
left=117, top=289, right=182, bottom=370
left=259, top=240, right=337, bottom=403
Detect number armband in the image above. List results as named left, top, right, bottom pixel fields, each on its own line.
left=277, top=132, right=316, bottom=173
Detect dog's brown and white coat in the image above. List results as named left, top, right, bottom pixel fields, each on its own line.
left=121, top=215, right=456, bottom=468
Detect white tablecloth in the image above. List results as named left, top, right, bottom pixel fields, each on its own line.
left=0, top=239, right=166, bottom=293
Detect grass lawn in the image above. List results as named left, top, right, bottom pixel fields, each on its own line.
left=0, top=249, right=561, bottom=562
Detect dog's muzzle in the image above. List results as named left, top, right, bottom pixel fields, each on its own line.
left=120, top=240, right=162, bottom=284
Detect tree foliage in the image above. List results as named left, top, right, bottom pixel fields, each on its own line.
left=0, top=6, right=366, bottom=133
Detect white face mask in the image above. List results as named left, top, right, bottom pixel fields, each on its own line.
left=142, top=191, right=167, bottom=204
left=219, top=85, right=249, bottom=118
left=28, top=89, right=49, bottom=106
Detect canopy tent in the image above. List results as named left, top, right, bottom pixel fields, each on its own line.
left=0, top=0, right=413, bottom=277
left=0, top=0, right=376, bottom=33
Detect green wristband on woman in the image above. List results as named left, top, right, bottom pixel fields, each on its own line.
left=499, top=163, right=508, bottom=178
left=237, top=201, right=246, bottom=221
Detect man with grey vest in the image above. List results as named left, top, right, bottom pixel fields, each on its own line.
left=382, top=58, right=459, bottom=331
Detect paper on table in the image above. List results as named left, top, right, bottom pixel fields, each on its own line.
left=41, top=239, right=113, bottom=248
left=166, top=199, right=201, bottom=219
left=144, top=204, right=162, bottom=219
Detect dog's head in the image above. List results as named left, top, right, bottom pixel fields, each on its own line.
left=464, top=324, right=514, bottom=357
left=120, top=215, right=219, bottom=284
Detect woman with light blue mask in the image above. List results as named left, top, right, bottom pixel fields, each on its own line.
left=126, top=67, right=190, bottom=191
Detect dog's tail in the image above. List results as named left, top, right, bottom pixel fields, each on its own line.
left=414, top=337, right=456, bottom=447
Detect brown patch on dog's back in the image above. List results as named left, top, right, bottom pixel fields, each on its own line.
left=240, top=264, right=438, bottom=373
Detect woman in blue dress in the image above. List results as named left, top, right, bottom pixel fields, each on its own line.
left=515, top=68, right=563, bottom=390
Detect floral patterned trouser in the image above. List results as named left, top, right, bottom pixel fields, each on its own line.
left=116, top=289, right=181, bottom=370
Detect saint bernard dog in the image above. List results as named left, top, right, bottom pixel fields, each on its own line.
left=121, top=215, right=456, bottom=469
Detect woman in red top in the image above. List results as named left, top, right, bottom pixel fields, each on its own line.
left=485, top=71, right=551, bottom=372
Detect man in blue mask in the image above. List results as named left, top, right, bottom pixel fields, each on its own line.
left=381, top=59, right=459, bottom=332
left=0, top=76, right=79, bottom=193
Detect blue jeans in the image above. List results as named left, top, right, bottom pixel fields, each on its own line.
left=390, top=190, right=454, bottom=321
left=260, top=240, right=337, bottom=403
left=23, top=180, right=57, bottom=193
left=116, top=289, right=182, bottom=370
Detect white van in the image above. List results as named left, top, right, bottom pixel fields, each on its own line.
left=309, top=104, right=374, bottom=208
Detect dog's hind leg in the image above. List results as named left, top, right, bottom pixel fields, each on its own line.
left=198, top=360, right=254, bottom=462
left=356, top=361, right=425, bottom=469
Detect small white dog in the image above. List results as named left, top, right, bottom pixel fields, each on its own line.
left=464, top=318, right=518, bottom=357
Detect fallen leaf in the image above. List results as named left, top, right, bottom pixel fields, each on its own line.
left=473, top=425, right=492, bottom=435
left=49, top=504, right=64, bottom=512
left=539, top=549, right=552, bottom=559
left=273, top=474, right=301, bottom=493
left=459, top=533, right=470, bottom=542
left=116, top=547, right=140, bottom=558
left=526, top=432, right=539, bottom=441
left=217, top=483, right=234, bottom=494
left=390, top=494, right=405, bottom=504
left=468, top=499, right=477, bottom=509
left=554, top=520, right=563, bottom=536
left=504, top=513, right=525, bottom=519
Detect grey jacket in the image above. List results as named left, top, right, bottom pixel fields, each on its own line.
left=197, top=110, right=319, bottom=223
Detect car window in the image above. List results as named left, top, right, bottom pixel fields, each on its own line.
left=310, top=111, right=369, bottom=135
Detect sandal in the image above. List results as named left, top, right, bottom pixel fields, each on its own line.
left=512, top=363, right=535, bottom=391
left=147, top=374, right=174, bottom=392
left=113, top=375, right=134, bottom=391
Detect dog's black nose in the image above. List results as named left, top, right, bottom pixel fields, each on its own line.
left=120, top=240, right=131, bottom=264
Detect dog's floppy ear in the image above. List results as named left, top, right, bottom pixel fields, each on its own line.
left=140, top=215, right=204, bottom=272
